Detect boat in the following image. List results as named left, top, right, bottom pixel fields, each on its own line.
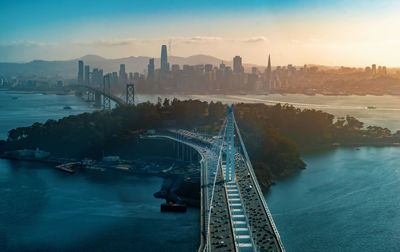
left=63, top=106, right=72, bottom=110
left=55, top=163, right=76, bottom=174
left=366, top=106, right=376, bottom=110
left=161, top=202, right=187, bottom=213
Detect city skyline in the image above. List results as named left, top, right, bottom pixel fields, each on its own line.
left=1, top=0, right=400, bottom=66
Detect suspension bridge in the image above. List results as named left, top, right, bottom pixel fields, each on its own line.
left=71, top=82, right=135, bottom=109
left=149, top=105, right=285, bottom=252
left=73, top=79, right=284, bottom=251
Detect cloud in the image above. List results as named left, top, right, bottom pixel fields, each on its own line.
left=183, top=36, right=223, bottom=44
left=1, top=36, right=269, bottom=49
left=242, top=36, right=268, bottom=43
left=73, top=38, right=140, bottom=47
left=0, top=41, right=51, bottom=47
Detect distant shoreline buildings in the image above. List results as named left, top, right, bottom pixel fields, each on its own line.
left=0, top=44, right=393, bottom=96
left=75, top=45, right=391, bottom=95
left=76, top=45, right=282, bottom=92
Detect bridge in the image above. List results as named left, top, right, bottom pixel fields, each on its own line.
left=71, top=81, right=135, bottom=109
left=148, top=105, right=285, bottom=252
left=71, top=84, right=126, bottom=107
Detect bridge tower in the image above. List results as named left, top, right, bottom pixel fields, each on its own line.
left=94, top=91, right=102, bottom=107
left=126, top=84, right=135, bottom=105
left=86, top=90, right=95, bottom=102
left=225, top=105, right=235, bottom=182
left=102, top=75, right=111, bottom=110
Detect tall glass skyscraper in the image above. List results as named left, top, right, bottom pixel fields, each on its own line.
left=84, top=65, right=90, bottom=85
left=119, top=64, right=127, bottom=85
left=160, top=45, right=169, bottom=72
left=147, top=58, right=155, bottom=80
left=78, top=60, right=84, bottom=84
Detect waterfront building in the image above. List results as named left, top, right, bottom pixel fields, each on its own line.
left=372, top=64, right=377, bottom=75
left=233, top=56, right=244, bottom=73
left=205, top=64, right=213, bottom=72
left=171, top=64, right=180, bottom=72
left=112, top=72, right=118, bottom=86
left=129, top=72, right=133, bottom=83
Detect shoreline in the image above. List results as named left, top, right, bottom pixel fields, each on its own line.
left=0, top=152, right=201, bottom=206
left=3, top=88, right=400, bottom=97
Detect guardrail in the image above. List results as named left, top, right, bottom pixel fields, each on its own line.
left=203, top=120, right=227, bottom=252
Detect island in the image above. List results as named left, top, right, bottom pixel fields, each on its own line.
left=1, top=99, right=400, bottom=194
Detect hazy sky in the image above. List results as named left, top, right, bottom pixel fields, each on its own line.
left=1, top=0, right=400, bottom=66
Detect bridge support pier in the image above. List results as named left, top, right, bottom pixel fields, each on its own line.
left=86, top=91, right=95, bottom=102
left=102, top=75, right=111, bottom=110
left=94, top=91, right=102, bottom=107
left=172, top=134, right=196, bottom=163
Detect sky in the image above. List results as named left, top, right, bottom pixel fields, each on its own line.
left=1, top=0, right=400, bottom=66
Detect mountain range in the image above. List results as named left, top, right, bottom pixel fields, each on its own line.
left=0, top=54, right=265, bottom=79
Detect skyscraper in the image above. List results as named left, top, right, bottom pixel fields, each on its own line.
left=233, top=56, right=244, bottom=73
left=266, top=54, right=271, bottom=74
left=84, top=65, right=90, bottom=85
left=92, top=68, right=99, bottom=86
left=119, top=64, right=127, bottom=85
left=220, top=62, right=226, bottom=71
left=265, top=54, right=272, bottom=89
left=78, top=60, right=84, bottom=84
left=129, top=72, right=133, bottom=83
left=161, top=45, right=169, bottom=72
left=160, top=45, right=169, bottom=81
left=147, top=58, right=155, bottom=80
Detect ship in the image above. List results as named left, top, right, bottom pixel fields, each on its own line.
left=161, top=202, right=187, bottom=213
left=366, top=106, right=376, bottom=110
left=55, top=162, right=77, bottom=174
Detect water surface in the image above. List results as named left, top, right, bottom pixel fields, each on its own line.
left=0, top=91, right=199, bottom=252
left=266, top=147, right=400, bottom=251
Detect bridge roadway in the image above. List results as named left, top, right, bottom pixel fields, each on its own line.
left=147, top=132, right=236, bottom=252
left=157, top=129, right=284, bottom=252
left=72, top=84, right=126, bottom=105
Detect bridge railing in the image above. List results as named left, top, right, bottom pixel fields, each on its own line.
left=233, top=114, right=285, bottom=252
left=203, top=120, right=227, bottom=252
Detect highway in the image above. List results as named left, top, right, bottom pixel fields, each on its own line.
left=168, top=126, right=285, bottom=252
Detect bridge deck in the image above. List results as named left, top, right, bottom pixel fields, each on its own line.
left=147, top=129, right=284, bottom=252
left=234, top=153, right=282, bottom=251
left=145, top=133, right=236, bottom=252
left=208, top=167, right=235, bottom=251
